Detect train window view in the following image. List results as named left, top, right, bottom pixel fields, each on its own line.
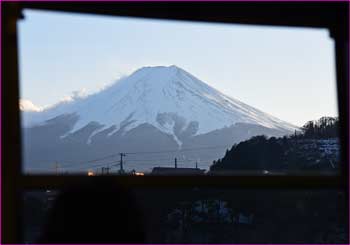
left=19, top=10, right=340, bottom=176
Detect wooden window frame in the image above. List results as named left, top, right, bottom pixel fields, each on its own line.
left=2, top=2, right=349, bottom=243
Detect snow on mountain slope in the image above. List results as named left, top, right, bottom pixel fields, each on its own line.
left=21, top=65, right=298, bottom=145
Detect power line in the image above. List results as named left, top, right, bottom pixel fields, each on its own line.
left=57, top=144, right=230, bottom=167
left=61, top=160, right=120, bottom=170
left=58, top=154, right=119, bottom=168
left=32, top=158, right=217, bottom=171
left=29, top=144, right=231, bottom=171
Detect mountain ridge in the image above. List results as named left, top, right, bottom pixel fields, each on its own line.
left=21, top=65, right=298, bottom=148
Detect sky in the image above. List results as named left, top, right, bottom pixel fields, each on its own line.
left=18, top=9, right=338, bottom=127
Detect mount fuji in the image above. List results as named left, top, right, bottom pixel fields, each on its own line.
left=21, top=65, right=297, bottom=173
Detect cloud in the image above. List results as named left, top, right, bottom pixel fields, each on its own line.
left=71, top=88, right=88, bottom=99
left=19, top=99, right=43, bottom=112
left=58, top=88, right=89, bottom=103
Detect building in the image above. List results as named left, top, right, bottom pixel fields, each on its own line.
left=151, top=167, right=206, bottom=175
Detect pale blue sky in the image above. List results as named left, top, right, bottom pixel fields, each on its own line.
left=18, top=9, right=338, bottom=126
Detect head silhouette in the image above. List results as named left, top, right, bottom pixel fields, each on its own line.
left=38, top=178, right=146, bottom=243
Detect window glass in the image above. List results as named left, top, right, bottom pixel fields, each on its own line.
left=19, top=10, right=339, bottom=175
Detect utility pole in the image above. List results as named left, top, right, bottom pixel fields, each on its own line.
left=119, top=153, right=126, bottom=173
left=175, top=157, right=177, bottom=168
left=195, top=161, right=198, bottom=169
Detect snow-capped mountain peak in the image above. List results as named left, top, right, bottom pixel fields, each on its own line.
left=21, top=65, right=298, bottom=146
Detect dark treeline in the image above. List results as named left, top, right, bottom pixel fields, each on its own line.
left=211, top=135, right=285, bottom=171
left=210, top=117, right=339, bottom=172
left=299, top=116, right=339, bottom=139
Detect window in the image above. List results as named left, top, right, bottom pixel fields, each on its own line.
left=2, top=2, right=349, bottom=244
left=19, top=9, right=339, bottom=176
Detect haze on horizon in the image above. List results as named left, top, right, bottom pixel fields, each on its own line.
left=18, top=9, right=338, bottom=127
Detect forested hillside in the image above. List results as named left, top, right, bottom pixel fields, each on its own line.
left=210, top=117, right=340, bottom=172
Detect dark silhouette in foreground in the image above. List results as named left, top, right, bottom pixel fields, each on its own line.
left=38, top=179, right=146, bottom=243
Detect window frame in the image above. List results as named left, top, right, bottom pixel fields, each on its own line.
left=2, top=2, right=349, bottom=243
